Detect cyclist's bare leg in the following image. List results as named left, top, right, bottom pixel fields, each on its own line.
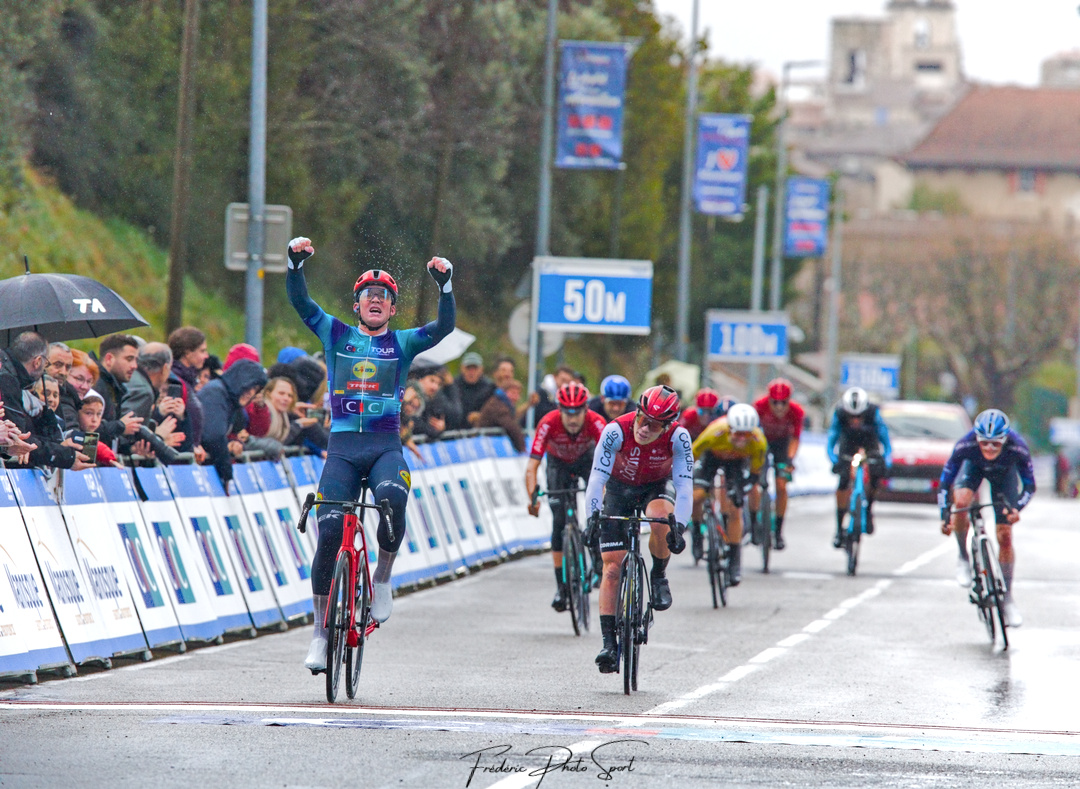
left=948, top=486, right=974, bottom=555
left=748, top=484, right=761, bottom=527
left=775, top=475, right=789, bottom=519
left=691, top=486, right=707, bottom=523
left=996, top=520, right=1015, bottom=590
left=599, top=549, right=627, bottom=616
left=720, top=485, right=743, bottom=543
left=645, top=498, right=673, bottom=561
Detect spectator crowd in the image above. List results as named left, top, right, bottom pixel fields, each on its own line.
left=0, top=326, right=629, bottom=482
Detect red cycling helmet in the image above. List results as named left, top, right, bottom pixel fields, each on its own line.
left=638, top=385, right=681, bottom=422
left=557, top=381, right=589, bottom=409
left=767, top=377, right=793, bottom=401
left=695, top=388, right=719, bottom=410
left=354, top=269, right=399, bottom=303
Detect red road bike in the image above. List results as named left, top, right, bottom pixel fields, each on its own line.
left=298, top=485, right=392, bottom=702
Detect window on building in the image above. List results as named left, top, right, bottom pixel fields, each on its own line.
left=914, top=18, right=931, bottom=50
left=1018, top=169, right=1037, bottom=192
left=842, top=49, right=867, bottom=88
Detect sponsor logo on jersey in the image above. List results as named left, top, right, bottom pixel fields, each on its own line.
left=372, top=346, right=395, bottom=356
left=344, top=344, right=358, bottom=353
left=346, top=380, right=379, bottom=392
left=399, top=470, right=411, bottom=487
left=341, top=399, right=363, bottom=415
left=352, top=360, right=377, bottom=380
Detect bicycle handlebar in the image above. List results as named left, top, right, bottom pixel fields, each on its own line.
left=296, top=492, right=394, bottom=541
left=597, top=513, right=677, bottom=527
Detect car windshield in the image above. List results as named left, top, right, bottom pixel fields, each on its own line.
left=882, top=409, right=969, bottom=440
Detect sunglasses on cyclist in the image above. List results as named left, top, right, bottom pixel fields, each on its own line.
left=635, top=413, right=670, bottom=433
left=769, top=398, right=789, bottom=407
left=559, top=406, right=585, bottom=416
left=357, top=286, right=394, bottom=303
left=977, top=439, right=1004, bottom=450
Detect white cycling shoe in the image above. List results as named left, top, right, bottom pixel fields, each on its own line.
left=304, top=635, right=327, bottom=672
left=955, top=556, right=972, bottom=587
left=1003, top=597, right=1023, bottom=628
left=371, top=582, right=393, bottom=623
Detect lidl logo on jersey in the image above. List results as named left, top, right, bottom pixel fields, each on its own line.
left=352, top=360, right=378, bottom=380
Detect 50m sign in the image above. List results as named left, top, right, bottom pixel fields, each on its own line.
left=534, top=257, right=653, bottom=336
left=562, top=279, right=626, bottom=323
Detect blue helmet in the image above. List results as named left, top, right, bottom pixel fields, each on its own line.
left=973, top=408, right=1010, bottom=442
left=600, top=374, right=631, bottom=401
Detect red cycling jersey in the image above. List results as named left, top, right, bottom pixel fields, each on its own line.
left=753, top=395, right=806, bottom=444
left=597, top=411, right=687, bottom=486
left=529, top=408, right=607, bottom=463
left=677, top=406, right=710, bottom=441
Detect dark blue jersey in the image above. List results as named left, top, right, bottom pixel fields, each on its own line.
left=939, top=429, right=1036, bottom=510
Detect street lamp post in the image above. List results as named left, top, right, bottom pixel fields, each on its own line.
left=674, top=0, right=700, bottom=362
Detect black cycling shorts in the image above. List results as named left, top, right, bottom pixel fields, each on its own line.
left=598, top=478, right=674, bottom=553
left=693, top=454, right=748, bottom=490
left=954, top=460, right=1022, bottom=523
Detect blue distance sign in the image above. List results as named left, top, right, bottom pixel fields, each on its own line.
left=705, top=310, right=789, bottom=362
left=784, top=177, right=831, bottom=257
left=840, top=354, right=901, bottom=398
left=534, top=257, right=653, bottom=335
left=556, top=41, right=630, bottom=170
left=693, top=114, right=752, bottom=218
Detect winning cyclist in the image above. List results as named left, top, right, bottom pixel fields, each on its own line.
left=689, top=403, right=768, bottom=585
left=827, top=386, right=892, bottom=549
left=938, top=408, right=1034, bottom=628
left=524, top=381, right=607, bottom=612
left=753, top=378, right=805, bottom=550
left=587, top=374, right=636, bottom=423
left=286, top=236, right=455, bottom=672
left=585, top=385, right=691, bottom=673
left=678, top=388, right=720, bottom=560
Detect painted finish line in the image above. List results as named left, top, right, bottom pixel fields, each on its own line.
left=3, top=702, right=1078, bottom=757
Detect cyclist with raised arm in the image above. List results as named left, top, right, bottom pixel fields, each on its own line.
left=753, top=378, right=805, bottom=550
left=939, top=408, right=1034, bottom=627
left=585, top=385, right=691, bottom=673
left=827, top=386, right=892, bottom=549
left=286, top=236, right=455, bottom=672
left=524, top=381, right=607, bottom=612
left=689, top=403, right=768, bottom=585
left=587, top=375, right=636, bottom=423
left=678, top=388, right=719, bottom=559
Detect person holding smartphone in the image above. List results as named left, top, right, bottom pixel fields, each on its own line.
left=70, top=391, right=119, bottom=467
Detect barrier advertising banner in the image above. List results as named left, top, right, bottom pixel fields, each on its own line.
left=231, top=464, right=312, bottom=621
left=165, top=465, right=257, bottom=635
left=555, top=41, right=629, bottom=170
left=59, top=470, right=149, bottom=659
left=694, top=113, right=752, bottom=218
left=0, top=471, right=70, bottom=677
left=282, top=455, right=319, bottom=556
left=432, top=440, right=504, bottom=564
left=133, top=467, right=224, bottom=643
left=96, top=467, right=184, bottom=649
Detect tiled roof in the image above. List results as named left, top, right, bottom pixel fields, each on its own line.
left=903, top=86, right=1080, bottom=171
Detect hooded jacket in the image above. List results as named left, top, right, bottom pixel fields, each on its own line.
left=197, top=358, right=267, bottom=486
left=0, top=349, right=75, bottom=469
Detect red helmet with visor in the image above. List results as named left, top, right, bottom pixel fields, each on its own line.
left=557, top=381, right=589, bottom=409
left=767, top=378, right=792, bottom=401
left=353, top=270, right=399, bottom=303
left=638, top=385, right=680, bottom=422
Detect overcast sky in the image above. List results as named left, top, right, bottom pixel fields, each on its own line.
left=651, top=0, right=1080, bottom=86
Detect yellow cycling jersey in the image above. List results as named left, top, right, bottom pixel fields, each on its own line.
left=691, top=417, right=768, bottom=474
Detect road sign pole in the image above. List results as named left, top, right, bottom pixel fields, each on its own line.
left=748, top=184, right=768, bottom=401
left=244, top=0, right=267, bottom=354
left=825, top=186, right=844, bottom=406
left=675, top=0, right=700, bottom=362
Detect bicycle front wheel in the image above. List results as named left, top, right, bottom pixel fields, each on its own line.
left=705, top=511, right=726, bottom=609
left=846, top=494, right=864, bottom=576
left=325, top=553, right=351, bottom=703
left=970, top=538, right=994, bottom=642
left=345, top=564, right=370, bottom=699
left=981, top=538, right=1008, bottom=649
left=759, top=489, right=773, bottom=574
left=617, top=560, right=637, bottom=695
left=564, top=527, right=582, bottom=637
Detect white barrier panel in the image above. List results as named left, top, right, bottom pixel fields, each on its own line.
left=486, top=435, right=547, bottom=549
left=456, top=437, right=520, bottom=555
left=59, top=470, right=149, bottom=659
left=199, top=469, right=284, bottom=630
left=231, top=464, right=312, bottom=621
left=0, top=471, right=70, bottom=677
left=421, top=442, right=498, bottom=567
left=436, top=439, right=507, bottom=562
left=133, top=467, right=224, bottom=643
left=96, top=468, right=184, bottom=649
left=164, top=465, right=257, bottom=635
left=361, top=462, right=440, bottom=591
left=9, top=468, right=117, bottom=665
left=282, top=455, right=319, bottom=556
left=788, top=432, right=836, bottom=497
left=404, top=454, right=461, bottom=581
left=460, top=436, right=525, bottom=553
left=252, top=460, right=315, bottom=595
left=413, top=448, right=470, bottom=573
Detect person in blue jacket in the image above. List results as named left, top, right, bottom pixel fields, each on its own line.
left=286, top=236, right=455, bottom=672
left=938, top=408, right=1034, bottom=628
left=827, top=386, right=892, bottom=547
left=197, top=358, right=268, bottom=486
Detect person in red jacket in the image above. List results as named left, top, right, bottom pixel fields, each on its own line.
left=524, top=382, right=607, bottom=612
left=752, top=378, right=805, bottom=550
left=678, top=388, right=720, bottom=442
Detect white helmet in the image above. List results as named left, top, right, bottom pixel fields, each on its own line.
left=727, top=403, right=759, bottom=432
left=841, top=386, right=869, bottom=415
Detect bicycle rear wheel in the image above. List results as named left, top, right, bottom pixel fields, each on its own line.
left=573, top=529, right=590, bottom=633
left=981, top=538, right=1008, bottom=649
left=563, top=527, right=582, bottom=637
left=325, top=553, right=351, bottom=703
left=705, top=511, right=726, bottom=608
left=846, top=494, right=864, bottom=576
left=970, top=538, right=994, bottom=642
left=345, top=564, right=370, bottom=699
left=617, top=560, right=637, bottom=695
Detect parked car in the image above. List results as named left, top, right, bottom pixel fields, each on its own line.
left=878, top=400, right=972, bottom=504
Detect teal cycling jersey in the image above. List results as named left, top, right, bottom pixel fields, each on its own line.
left=286, top=267, right=455, bottom=434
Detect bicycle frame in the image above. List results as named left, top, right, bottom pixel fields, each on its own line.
left=841, top=451, right=871, bottom=576
left=533, top=479, right=591, bottom=635
left=948, top=501, right=1009, bottom=649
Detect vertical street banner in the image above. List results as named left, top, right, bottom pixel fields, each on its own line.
left=784, top=177, right=831, bottom=257
left=556, top=41, right=629, bottom=169
left=693, top=113, right=752, bottom=218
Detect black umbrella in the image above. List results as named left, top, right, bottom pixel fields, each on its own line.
left=0, top=258, right=150, bottom=346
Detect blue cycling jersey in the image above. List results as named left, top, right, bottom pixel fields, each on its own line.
left=286, top=267, right=455, bottom=434
left=939, top=429, right=1036, bottom=510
